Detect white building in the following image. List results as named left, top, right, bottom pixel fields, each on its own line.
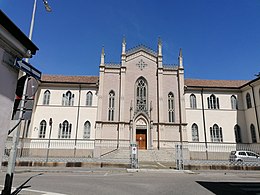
left=25, top=39, right=260, bottom=160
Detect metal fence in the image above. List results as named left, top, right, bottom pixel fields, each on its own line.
left=3, top=138, right=260, bottom=168
left=180, top=142, right=260, bottom=167
left=3, top=138, right=131, bottom=162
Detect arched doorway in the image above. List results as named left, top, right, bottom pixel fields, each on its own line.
left=136, top=129, right=147, bottom=149
left=135, top=118, right=147, bottom=149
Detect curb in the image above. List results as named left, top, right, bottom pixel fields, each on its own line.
left=126, top=168, right=195, bottom=174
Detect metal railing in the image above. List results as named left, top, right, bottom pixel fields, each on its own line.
left=3, top=138, right=260, bottom=168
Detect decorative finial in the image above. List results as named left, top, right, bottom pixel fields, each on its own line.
left=158, top=37, right=162, bottom=57
left=179, top=48, right=182, bottom=57
left=122, top=36, right=126, bottom=57
left=123, top=35, right=126, bottom=45
left=158, top=37, right=162, bottom=46
left=178, top=48, right=183, bottom=68
left=102, top=46, right=105, bottom=56
left=100, top=46, right=105, bottom=65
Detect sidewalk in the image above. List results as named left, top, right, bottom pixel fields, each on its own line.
left=1, top=166, right=192, bottom=173
left=1, top=158, right=177, bottom=170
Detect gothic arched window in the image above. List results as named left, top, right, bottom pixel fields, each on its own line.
left=231, top=95, right=237, bottom=110
left=39, top=120, right=47, bottom=138
left=83, top=121, right=91, bottom=139
left=136, top=78, right=147, bottom=112
left=234, top=124, right=242, bottom=143
left=246, top=93, right=252, bottom=109
left=192, top=123, right=199, bottom=142
left=208, top=94, right=219, bottom=109
left=190, top=94, right=197, bottom=109
left=43, top=90, right=50, bottom=105
left=210, top=124, right=223, bottom=142
left=62, top=91, right=74, bottom=106
left=250, top=124, right=257, bottom=143
left=108, top=91, right=115, bottom=121
left=86, top=91, right=93, bottom=106
left=58, top=120, right=72, bottom=139
left=168, top=92, right=175, bottom=122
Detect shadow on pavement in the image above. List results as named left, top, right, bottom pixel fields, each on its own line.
left=197, top=181, right=260, bottom=195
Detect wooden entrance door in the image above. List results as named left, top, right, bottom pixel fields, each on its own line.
left=136, top=129, right=147, bottom=149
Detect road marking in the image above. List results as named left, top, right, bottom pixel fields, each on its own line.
left=157, top=162, right=167, bottom=168
left=0, top=185, right=67, bottom=195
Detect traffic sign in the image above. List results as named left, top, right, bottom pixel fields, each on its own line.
left=15, top=59, right=41, bottom=80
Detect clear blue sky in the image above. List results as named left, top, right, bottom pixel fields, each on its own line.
left=1, top=0, right=260, bottom=80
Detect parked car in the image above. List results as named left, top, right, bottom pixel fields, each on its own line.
left=229, top=150, right=260, bottom=163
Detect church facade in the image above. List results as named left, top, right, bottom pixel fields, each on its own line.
left=26, top=39, right=260, bottom=159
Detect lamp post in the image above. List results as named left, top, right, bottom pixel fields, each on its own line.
left=46, top=118, right=53, bottom=163
left=1, top=1, right=51, bottom=194
left=26, top=0, right=52, bottom=63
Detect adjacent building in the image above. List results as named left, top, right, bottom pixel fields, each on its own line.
left=0, top=10, right=39, bottom=167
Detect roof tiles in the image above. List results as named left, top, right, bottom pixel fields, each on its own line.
left=41, top=74, right=249, bottom=88
left=185, top=79, right=249, bottom=88
left=41, top=75, right=98, bottom=84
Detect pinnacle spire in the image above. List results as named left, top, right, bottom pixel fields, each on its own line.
left=178, top=48, right=183, bottom=68
left=122, top=36, right=126, bottom=55
left=179, top=48, right=182, bottom=57
left=158, top=37, right=162, bottom=46
left=100, top=46, right=105, bottom=65
left=123, top=35, right=126, bottom=45
left=157, top=37, right=162, bottom=57
left=102, top=46, right=105, bottom=55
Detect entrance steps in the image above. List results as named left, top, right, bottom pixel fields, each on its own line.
left=101, top=148, right=176, bottom=162
left=138, top=149, right=176, bottom=162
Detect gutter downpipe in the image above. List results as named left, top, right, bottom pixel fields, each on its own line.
left=249, top=84, right=260, bottom=139
left=201, top=88, right=208, bottom=160
left=177, top=68, right=183, bottom=169
left=117, top=70, right=122, bottom=149
left=156, top=69, right=160, bottom=150
left=74, top=84, right=81, bottom=157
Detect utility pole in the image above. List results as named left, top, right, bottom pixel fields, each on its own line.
left=2, top=77, right=28, bottom=195
left=1, top=1, right=51, bottom=194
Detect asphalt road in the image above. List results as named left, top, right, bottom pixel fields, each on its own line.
left=1, top=168, right=260, bottom=195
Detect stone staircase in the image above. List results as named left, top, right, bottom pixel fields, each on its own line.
left=101, top=148, right=176, bottom=162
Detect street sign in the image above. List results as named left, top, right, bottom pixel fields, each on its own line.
left=12, top=76, right=39, bottom=120
left=15, top=76, right=39, bottom=98
left=132, top=146, right=137, bottom=155
left=130, top=143, right=138, bottom=168
left=15, top=59, right=41, bottom=80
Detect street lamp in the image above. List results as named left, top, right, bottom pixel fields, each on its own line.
left=43, top=0, right=52, bottom=12
left=26, top=0, right=51, bottom=63
left=1, top=1, right=52, bottom=194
